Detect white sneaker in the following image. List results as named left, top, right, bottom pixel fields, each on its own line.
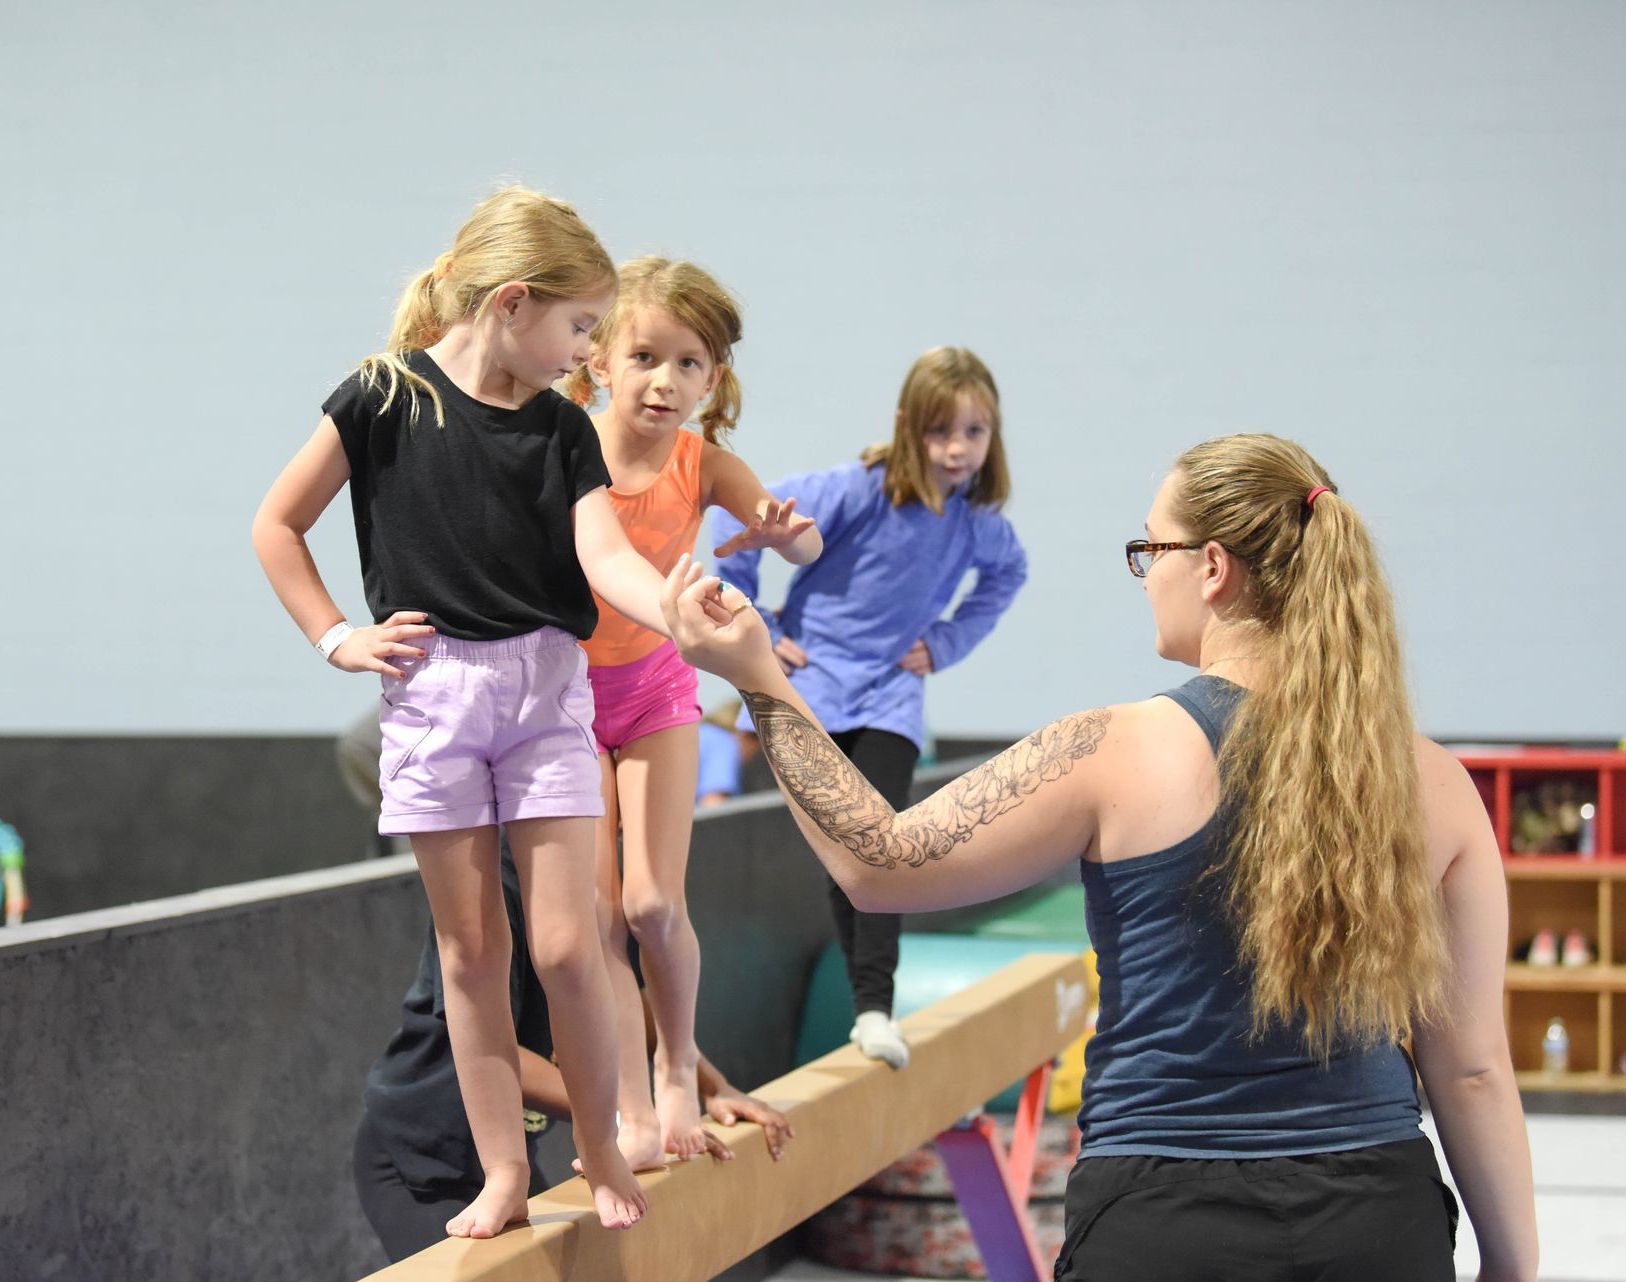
left=851, top=1009, right=910, bottom=1069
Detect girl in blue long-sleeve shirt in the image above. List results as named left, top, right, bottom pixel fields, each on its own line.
left=712, top=346, right=1026, bottom=1068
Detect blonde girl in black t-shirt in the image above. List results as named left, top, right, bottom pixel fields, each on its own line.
left=253, top=187, right=706, bottom=1237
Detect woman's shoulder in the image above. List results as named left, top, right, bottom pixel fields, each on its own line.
left=1413, top=735, right=1493, bottom=873
left=1016, top=695, right=1192, bottom=762
left=1100, top=693, right=1213, bottom=751
left=1413, top=734, right=1477, bottom=802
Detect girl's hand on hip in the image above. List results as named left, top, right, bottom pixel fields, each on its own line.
left=898, top=639, right=934, bottom=675
left=774, top=635, right=808, bottom=675
left=331, top=611, right=435, bottom=679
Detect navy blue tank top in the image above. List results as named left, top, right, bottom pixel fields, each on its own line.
left=1077, top=675, right=1422, bottom=1158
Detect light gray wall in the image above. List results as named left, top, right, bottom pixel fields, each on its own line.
left=4, top=1, right=1622, bottom=739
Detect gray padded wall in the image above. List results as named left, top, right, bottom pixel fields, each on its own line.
left=0, top=791, right=847, bottom=1282
left=0, top=736, right=377, bottom=919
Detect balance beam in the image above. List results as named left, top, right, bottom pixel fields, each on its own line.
left=363, top=950, right=1089, bottom=1282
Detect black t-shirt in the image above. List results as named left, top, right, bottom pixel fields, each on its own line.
left=361, top=852, right=554, bottom=1194
left=323, top=350, right=612, bottom=641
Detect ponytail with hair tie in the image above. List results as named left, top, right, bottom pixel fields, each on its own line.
left=562, top=363, right=599, bottom=409
left=1174, top=433, right=1445, bottom=1060
left=354, top=185, right=615, bottom=427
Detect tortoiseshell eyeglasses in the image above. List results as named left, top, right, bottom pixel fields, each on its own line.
left=1124, top=539, right=1201, bottom=578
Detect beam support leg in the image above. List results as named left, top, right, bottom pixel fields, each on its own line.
left=936, top=1064, right=1054, bottom=1282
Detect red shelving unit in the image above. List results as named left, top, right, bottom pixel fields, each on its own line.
left=1456, top=749, right=1626, bottom=1092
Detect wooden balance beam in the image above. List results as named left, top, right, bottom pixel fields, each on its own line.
left=364, top=950, right=1089, bottom=1282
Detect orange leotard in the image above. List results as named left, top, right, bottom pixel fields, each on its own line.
left=583, top=428, right=705, bottom=667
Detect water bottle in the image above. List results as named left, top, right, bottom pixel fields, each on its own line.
left=1542, top=1016, right=1570, bottom=1076
left=1577, top=803, right=1597, bottom=857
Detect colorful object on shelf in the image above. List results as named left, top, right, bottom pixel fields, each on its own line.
left=1458, top=748, right=1624, bottom=1092
left=1561, top=930, right=1595, bottom=968
left=1511, top=777, right=1599, bottom=854
left=1579, top=802, right=1598, bottom=856
left=1542, top=1017, right=1570, bottom=1076
left=1527, top=928, right=1559, bottom=967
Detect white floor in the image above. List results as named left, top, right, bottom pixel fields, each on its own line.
left=765, top=1113, right=1626, bottom=1282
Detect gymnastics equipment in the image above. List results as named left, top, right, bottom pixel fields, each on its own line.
left=363, top=950, right=1089, bottom=1282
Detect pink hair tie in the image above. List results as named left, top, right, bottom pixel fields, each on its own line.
left=1305, top=485, right=1331, bottom=509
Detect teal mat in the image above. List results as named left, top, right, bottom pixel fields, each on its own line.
left=967, top=881, right=1087, bottom=943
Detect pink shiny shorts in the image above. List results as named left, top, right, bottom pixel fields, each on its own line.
left=377, top=627, right=604, bottom=835
left=587, top=639, right=701, bottom=756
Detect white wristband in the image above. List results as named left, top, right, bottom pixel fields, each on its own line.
left=315, top=621, right=355, bottom=663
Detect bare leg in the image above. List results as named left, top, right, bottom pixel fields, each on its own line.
left=410, top=826, right=531, bottom=1239
left=508, top=815, right=647, bottom=1229
left=594, top=752, right=664, bottom=1170
left=616, top=724, right=707, bottom=1159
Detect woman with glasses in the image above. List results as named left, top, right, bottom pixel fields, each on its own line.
left=660, top=433, right=1536, bottom=1282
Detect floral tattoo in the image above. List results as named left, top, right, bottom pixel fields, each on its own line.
left=739, top=692, right=1110, bottom=870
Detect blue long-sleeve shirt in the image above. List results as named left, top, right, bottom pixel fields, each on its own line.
left=711, top=461, right=1027, bottom=750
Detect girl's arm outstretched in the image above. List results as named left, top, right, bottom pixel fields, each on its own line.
left=251, top=418, right=433, bottom=677
left=703, top=446, right=822, bottom=564
left=661, top=562, right=1107, bottom=913
left=712, top=464, right=858, bottom=651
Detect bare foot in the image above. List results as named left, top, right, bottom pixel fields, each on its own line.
left=571, top=1110, right=665, bottom=1178
left=655, top=1053, right=707, bottom=1160
left=576, top=1139, right=648, bottom=1230
left=445, top=1162, right=530, bottom=1239
left=618, top=1108, right=666, bottom=1171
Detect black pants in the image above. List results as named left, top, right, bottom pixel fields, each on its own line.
left=826, top=727, right=919, bottom=1015
left=352, top=1113, right=548, bottom=1264
left=1054, top=1137, right=1459, bottom=1282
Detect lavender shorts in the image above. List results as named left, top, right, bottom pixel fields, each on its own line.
left=377, top=627, right=605, bottom=835
left=587, top=639, right=701, bottom=756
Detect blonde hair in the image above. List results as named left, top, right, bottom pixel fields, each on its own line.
left=861, top=346, right=1011, bottom=513
left=1173, top=433, right=1446, bottom=1058
left=564, top=256, right=744, bottom=445
left=358, top=186, right=615, bottom=426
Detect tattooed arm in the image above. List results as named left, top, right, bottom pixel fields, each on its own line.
left=741, top=688, right=1108, bottom=911
left=661, top=558, right=1114, bottom=911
